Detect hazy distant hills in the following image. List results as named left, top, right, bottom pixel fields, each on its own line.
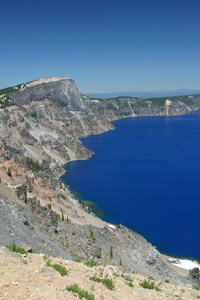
left=87, top=89, right=200, bottom=99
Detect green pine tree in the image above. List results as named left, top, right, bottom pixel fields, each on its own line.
left=7, top=168, right=11, bottom=177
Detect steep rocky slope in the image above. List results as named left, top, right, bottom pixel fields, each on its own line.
left=1, top=245, right=200, bottom=300
left=9, top=77, right=88, bottom=110
left=0, top=77, right=200, bottom=295
left=1, top=77, right=200, bottom=179
left=0, top=181, right=187, bottom=283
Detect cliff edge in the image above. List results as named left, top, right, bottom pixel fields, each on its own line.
left=9, top=77, right=88, bottom=111
left=0, top=76, right=200, bottom=293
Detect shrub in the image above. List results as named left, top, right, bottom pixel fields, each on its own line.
left=89, top=276, right=115, bottom=290
left=126, top=282, right=134, bottom=287
left=66, top=284, right=94, bottom=300
left=7, top=168, right=11, bottom=177
left=52, top=216, right=57, bottom=223
left=139, top=279, right=154, bottom=289
left=59, top=193, right=66, bottom=200
left=43, top=254, right=49, bottom=260
left=30, top=111, right=37, bottom=118
left=139, top=279, right=161, bottom=291
left=6, top=243, right=27, bottom=254
left=122, top=275, right=133, bottom=282
left=122, top=274, right=134, bottom=287
left=154, top=285, right=162, bottom=292
left=23, top=219, right=29, bottom=226
left=46, top=261, right=68, bottom=276
left=148, top=276, right=155, bottom=281
left=71, top=253, right=81, bottom=262
left=85, top=260, right=96, bottom=267
left=193, top=285, right=200, bottom=290
left=164, top=279, right=170, bottom=283
left=89, top=226, right=96, bottom=241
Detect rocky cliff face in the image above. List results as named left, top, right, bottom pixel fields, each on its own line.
left=1, top=77, right=200, bottom=178
left=10, top=77, right=88, bottom=111
left=0, top=77, right=200, bottom=286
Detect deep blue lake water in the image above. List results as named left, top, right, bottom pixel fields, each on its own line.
left=62, top=114, right=200, bottom=259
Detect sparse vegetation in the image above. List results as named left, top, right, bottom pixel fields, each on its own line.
left=23, top=219, right=29, bottom=226
left=71, top=253, right=82, bottom=262
left=89, top=276, right=115, bottom=290
left=52, top=216, right=57, bottom=223
left=66, top=284, right=95, bottom=300
left=153, top=286, right=162, bottom=291
left=190, top=267, right=200, bottom=282
left=193, top=285, right=200, bottom=290
left=106, top=103, right=116, bottom=110
left=7, top=167, right=12, bottom=177
left=144, top=94, right=199, bottom=107
left=72, top=192, right=87, bottom=209
left=30, top=111, right=37, bottom=118
left=121, top=274, right=134, bottom=287
left=46, top=260, right=68, bottom=276
left=72, top=230, right=76, bottom=235
left=25, top=157, right=43, bottom=172
left=126, top=282, right=134, bottom=287
left=0, top=84, right=23, bottom=96
left=85, top=260, right=96, bottom=267
left=148, top=276, right=155, bottom=281
left=59, top=193, right=66, bottom=200
left=0, top=97, right=14, bottom=108
left=89, top=226, right=96, bottom=241
left=139, top=279, right=161, bottom=291
left=6, top=243, right=27, bottom=254
left=43, top=254, right=49, bottom=260
left=122, top=275, right=133, bottom=283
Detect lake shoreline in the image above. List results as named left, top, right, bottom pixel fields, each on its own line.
left=63, top=174, right=200, bottom=274
left=62, top=113, right=200, bottom=266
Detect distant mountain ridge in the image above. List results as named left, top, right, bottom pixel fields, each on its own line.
left=87, top=88, right=200, bottom=99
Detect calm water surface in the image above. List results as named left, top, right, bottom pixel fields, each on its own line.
left=62, top=114, right=200, bottom=259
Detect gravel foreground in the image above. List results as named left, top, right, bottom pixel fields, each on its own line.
left=0, top=245, right=199, bottom=300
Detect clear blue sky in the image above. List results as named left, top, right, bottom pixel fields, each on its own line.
left=1, top=0, right=200, bottom=93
